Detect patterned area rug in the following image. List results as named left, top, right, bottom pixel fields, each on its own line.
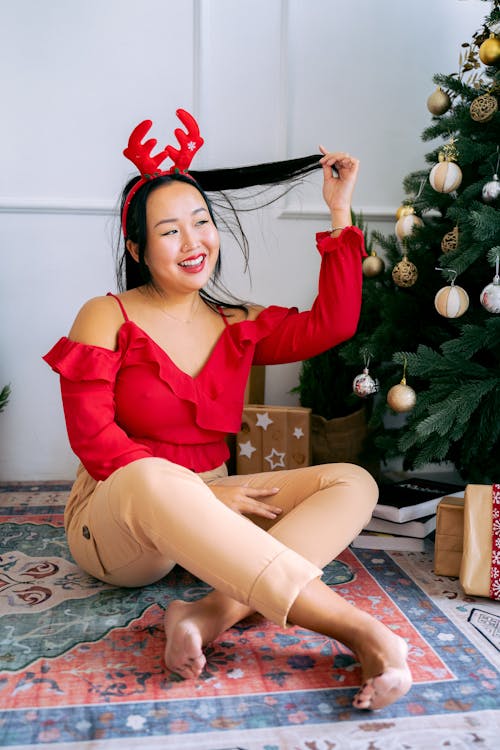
left=0, top=482, right=499, bottom=749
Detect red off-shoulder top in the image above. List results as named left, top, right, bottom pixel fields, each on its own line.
left=43, top=227, right=366, bottom=480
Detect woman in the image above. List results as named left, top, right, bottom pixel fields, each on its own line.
left=44, top=110, right=412, bottom=710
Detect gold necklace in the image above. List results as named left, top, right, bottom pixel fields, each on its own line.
left=155, top=295, right=202, bottom=324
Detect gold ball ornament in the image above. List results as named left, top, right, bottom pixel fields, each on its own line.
left=427, top=87, right=452, bottom=115
left=470, top=93, right=498, bottom=123
left=392, top=255, right=418, bottom=288
left=396, top=204, right=415, bottom=220
left=429, top=160, right=463, bottom=193
left=363, top=251, right=385, bottom=277
left=387, top=379, right=417, bottom=413
left=441, top=226, right=459, bottom=253
left=434, top=284, right=469, bottom=318
left=478, top=34, right=500, bottom=66
left=395, top=212, right=424, bottom=240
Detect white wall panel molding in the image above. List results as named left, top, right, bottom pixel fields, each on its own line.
left=0, top=198, right=117, bottom=216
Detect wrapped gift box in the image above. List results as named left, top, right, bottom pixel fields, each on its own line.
left=236, top=405, right=311, bottom=474
left=460, top=483, right=500, bottom=599
left=434, top=495, right=465, bottom=577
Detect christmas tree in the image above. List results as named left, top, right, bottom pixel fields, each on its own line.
left=337, top=0, right=500, bottom=483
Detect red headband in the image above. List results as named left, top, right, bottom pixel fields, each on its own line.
left=121, top=108, right=204, bottom=236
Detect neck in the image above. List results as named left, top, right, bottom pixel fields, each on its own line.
left=143, top=286, right=202, bottom=324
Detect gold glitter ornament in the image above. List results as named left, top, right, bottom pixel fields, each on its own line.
left=478, top=33, right=500, bottom=66
left=427, top=87, right=452, bottom=115
left=362, top=251, right=384, bottom=277
left=387, top=380, right=417, bottom=413
left=470, top=93, right=498, bottom=122
left=392, top=255, right=418, bottom=288
left=441, top=226, right=459, bottom=253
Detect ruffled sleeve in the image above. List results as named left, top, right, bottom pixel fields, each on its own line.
left=43, top=337, right=153, bottom=481
left=253, top=226, right=366, bottom=365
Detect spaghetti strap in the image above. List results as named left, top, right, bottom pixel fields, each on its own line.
left=106, top=293, right=130, bottom=322
left=217, top=306, right=231, bottom=328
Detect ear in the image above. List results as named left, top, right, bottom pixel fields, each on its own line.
left=126, top=239, right=140, bottom=264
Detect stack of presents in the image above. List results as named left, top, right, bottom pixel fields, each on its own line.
left=236, top=366, right=499, bottom=603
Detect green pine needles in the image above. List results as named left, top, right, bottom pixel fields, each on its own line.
left=296, top=1, right=500, bottom=482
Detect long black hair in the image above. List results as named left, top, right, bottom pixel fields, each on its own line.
left=116, top=154, right=322, bottom=307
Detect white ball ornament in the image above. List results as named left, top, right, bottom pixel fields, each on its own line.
left=434, top=283, right=469, bottom=318
left=395, top=212, right=423, bottom=240
left=353, top=367, right=379, bottom=397
left=482, top=174, right=500, bottom=203
left=480, top=260, right=500, bottom=314
left=429, top=160, right=463, bottom=193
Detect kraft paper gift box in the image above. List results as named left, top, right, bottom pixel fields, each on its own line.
left=236, top=405, right=311, bottom=475
left=434, top=496, right=465, bottom=577
left=460, top=484, right=500, bottom=599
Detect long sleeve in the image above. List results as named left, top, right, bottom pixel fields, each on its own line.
left=253, top=226, right=366, bottom=365
left=43, top=338, right=153, bottom=481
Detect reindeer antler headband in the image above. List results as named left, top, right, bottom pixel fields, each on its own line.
left=121, top=108, right=204, bottom=236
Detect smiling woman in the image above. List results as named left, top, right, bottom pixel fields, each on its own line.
left=42, top=109, right=413, bottom=711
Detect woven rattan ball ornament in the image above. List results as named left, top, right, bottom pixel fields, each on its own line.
left=441, top=226, right=459, bottom=253
left=479, top=33, right=500, bottom=66
left=392, top=255, right=418, bottom=288
left=470, top=93, right=498, bottom=122
left=427, top=87, right=451, bottom=115
left=429, top=159, right=463, bottom=193
left=395, top=211, right=423, bottom=240
left=434, top=283, right=469, bottom=318
left=387, top=379, right=417, bottom=413
left=363, top=251, right=384, bottom=277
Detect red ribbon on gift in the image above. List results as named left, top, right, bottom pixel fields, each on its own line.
left=489, top=484, right=500, bottom=600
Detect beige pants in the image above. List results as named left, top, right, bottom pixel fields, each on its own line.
left=65, top=458, right=378, bottom=627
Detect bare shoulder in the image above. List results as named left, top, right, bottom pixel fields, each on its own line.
left=245, top=304, right=265, bottom=321
left=68, top=295, right=125, bottom=350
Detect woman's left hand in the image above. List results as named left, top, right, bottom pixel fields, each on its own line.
left=319, top=147, right=360, bottom=216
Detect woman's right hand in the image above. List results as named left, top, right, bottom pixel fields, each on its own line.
left=210, top=484, right=282, bottom=520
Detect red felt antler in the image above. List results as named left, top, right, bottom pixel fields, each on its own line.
left=165, top=109, right=204, bottom=173
left=121, top=109, right=204, bottom=236
left=123, top=120, right=170, bottom=176
left=123, top=110, right=204, bottom=177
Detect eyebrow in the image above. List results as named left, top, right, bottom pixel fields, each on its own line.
left=153, top=207, right=208, bottom=229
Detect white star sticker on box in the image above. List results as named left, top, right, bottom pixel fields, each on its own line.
left=293, top=427, right=304, bottom=439
left=264, top=448, right=286, bottom=471
left=238, top=440, right=257, bottom=459
left=255, top=412, right=273, bottom=430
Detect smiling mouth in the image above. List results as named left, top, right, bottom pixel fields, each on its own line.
left=179, top=254, right=206, bottom=268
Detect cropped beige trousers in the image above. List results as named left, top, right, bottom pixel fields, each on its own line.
left=65, top=458, right=378, bottom=627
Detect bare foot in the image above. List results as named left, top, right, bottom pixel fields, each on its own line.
left=163, top=600, right=207, bottom=679
left=352, top=629, right=412, bottom=710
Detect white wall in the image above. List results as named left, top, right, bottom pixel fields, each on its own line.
left=0, top=0, right=487, bottom=480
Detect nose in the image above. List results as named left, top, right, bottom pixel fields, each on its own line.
left=181, top=229, right=200, bottom=252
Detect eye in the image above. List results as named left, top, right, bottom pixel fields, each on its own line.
left=161, top=228, right=178, bottom=236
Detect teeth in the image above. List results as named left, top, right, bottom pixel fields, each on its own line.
left=180, top=255, right=204, bottom=267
